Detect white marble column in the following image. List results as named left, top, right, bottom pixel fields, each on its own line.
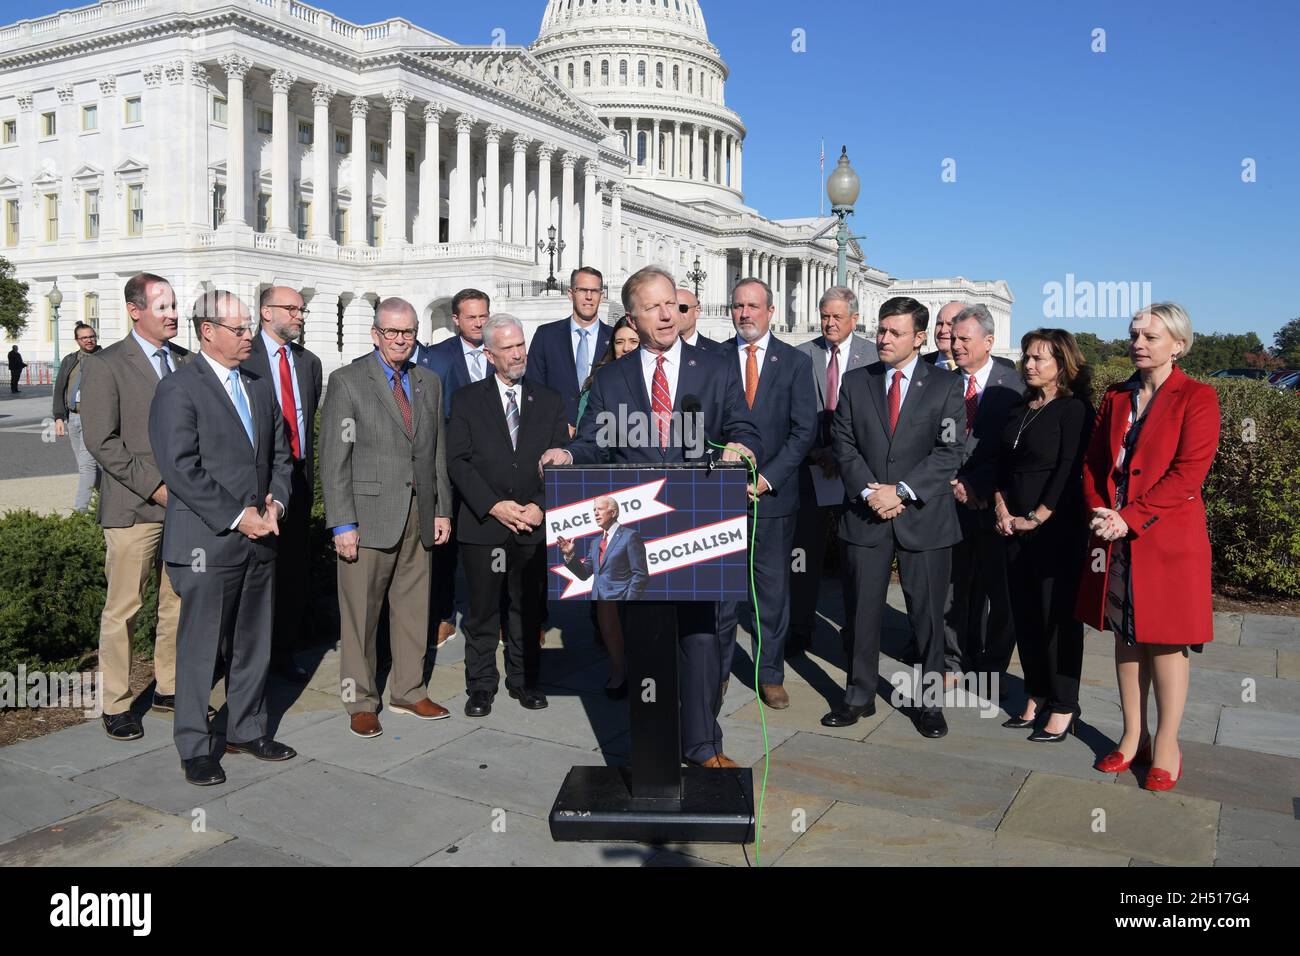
left=186, top=63, right=210, bottom=232
left=651, top=119, right=660, bottom=177
left=737, top=141, right=743, bottom=193
left=775, top=258, right=785, bottom=328
left=343, top=294, right=374, bottom=358
left=560, top=151, right=576, bottom=273
left=383, top=88, right=411, bottom=245
left=349, top=96, right=369, bottom=245
left=484, top=124, right=503, bottom=242
left=310, top=85, right=335, bottom=241
left=692, top=125, right=702, bottom=181
left=536, top=143, right=554, bottom=260
left=451, top=112, right=475, bottom=242
left=672, top=121, right=682, bottom=178
left=304, top=289, right=339, bottom=362
left=270, top=69, right=296, bottom=236
left=218, top=55, right=251, bottom=227
left=608, top=181, right=623, bottom=275
left=419, top=102, right=444, bottom=244
left=511, top=134, right=530, bottom=247
left=581, top=159, right=600, bottom=270
left=801, top=258, right=811, bottom=330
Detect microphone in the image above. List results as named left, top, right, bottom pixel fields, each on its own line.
left=680, top=394, right=714, bottom=471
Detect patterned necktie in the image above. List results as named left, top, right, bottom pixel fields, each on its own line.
left=227, top=369, right=255, bottom=445
left=826, top=345, right=840, bottom=412
left=154, top=348, right=171, bottom=379
left=651, top=354, right=671, bottom=448
left=505, top=387, right=520, bottom=449
left=964, top=373, right=979, bottom=434
left=744, top=344, right=759, bottom=409
left=278, top=346, right=301, bottom=459
left=888, top=369, right=902, bottom=434
left=575, top=327, right=591, bottom=388
left=469, top=349, right=484, bottom=382
left=391, top=368, right=413, bottom=437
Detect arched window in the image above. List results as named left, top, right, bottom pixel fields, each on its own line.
left=583, top=62, right=591, bottom=87
left=638, top=60, right=646, bottom=86
left=655, top=62, right=664, bottom=88
left=636, top=131, right=646, bottom=166
left=672, top=64, right=679, bottom=90
left=601, top=60, right=610, bottom=85
left=619, top=60, right=628, bottom=85
left=567, top=63, right=575, bottom=87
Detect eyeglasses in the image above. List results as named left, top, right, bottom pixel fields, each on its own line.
left=213, top=322, right=255, bottom=337
left=268, top=304, right=310, bottom=317
left=677, top=303, right=692, bottom=314
left=376, top=327, right=417, bottom=341
left=572, top=287, right=604, bottom=297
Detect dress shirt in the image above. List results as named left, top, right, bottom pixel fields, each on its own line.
left=495, top=372, right=524, bottom=417
left=640, top=338, right=682, bottom=410
left=260, top=330, right=305, bottom=443
left=734, top=329, right=772, bottom=387
left=861, top=352, right=921, bottom=503
left=131, top=328, right=172, bottom=378
left=960, top=355, right=996, bottom=410
left=570, top=316, right=601, bottom=362
left=461, top=336, right=487, bottom=381
left=199, top=351, right=285, bottom=529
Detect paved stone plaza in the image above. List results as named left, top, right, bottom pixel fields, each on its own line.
left=1, top=584, right=1298, bottom=867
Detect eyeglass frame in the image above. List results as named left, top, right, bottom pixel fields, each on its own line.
left=210, top=321, right=256, bottom=337
left=374, top=326, right=418, bottom=341
left=266, top=303, right=311, bottom=317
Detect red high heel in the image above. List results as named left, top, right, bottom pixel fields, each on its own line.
left=1144, top=752, right=1182, bottom=792
left=1095, top=740, right=1151, bottom=774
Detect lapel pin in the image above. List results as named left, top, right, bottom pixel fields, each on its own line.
left=688, top=359, right=696, bottom=367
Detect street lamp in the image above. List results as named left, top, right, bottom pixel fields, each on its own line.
left=685, top=255, right=707, bottom=304
left=826, top=145, right=863, bottom=287
left=538, top=224, right=566, bottom=294
left=48, top=279, right=64, bottom=366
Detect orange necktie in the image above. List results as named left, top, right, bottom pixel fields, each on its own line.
left=745, top=344, right=759, bottom=408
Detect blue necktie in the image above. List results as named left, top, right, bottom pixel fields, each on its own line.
left=228, top=368, right=255, bottom=445
left=575, top=327, right=590, bottom=387
left=469, top=348, right=484, bottom=382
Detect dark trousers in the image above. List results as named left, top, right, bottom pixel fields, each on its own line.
left=1007, top=534, right=1083, bottom=715
left=271, top=461, right=312, bottom=661
left=9, top=368, right=19, bottom=392
left=678, top=601, right=725, bottom=765
left=461, top=540, right=543, bottom=693
left=944, top=507, right=1015, bottom=674
left=841, top=537, right=949, bottom=713
left=167, top=558, right=274, bottom=760
left=431, top=534, right=459, bottom=624
left=718, top=512, right=797, bottom=685
left=790, top=495, right=844, bottom=643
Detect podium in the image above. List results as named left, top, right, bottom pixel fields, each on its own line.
left=543, top=463, right=756, bottom=844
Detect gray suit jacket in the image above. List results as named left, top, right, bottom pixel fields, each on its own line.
left=148, top=356, right=293, bottom=567
left=79, top=335, right=192, bottom=528
left=798, top=334, right=879, bottom=499
left=319, top=353, right=452, bottom=550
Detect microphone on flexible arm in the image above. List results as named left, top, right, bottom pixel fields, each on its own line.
left=680, top=394, right=715, bottom=472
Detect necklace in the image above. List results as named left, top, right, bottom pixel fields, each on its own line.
left=1012, top=397, right=1054, bottom=450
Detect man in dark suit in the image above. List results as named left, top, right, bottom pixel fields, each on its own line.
left=559, top=497, right=649, bottom=601
left=526, top=266, right=612, bottom=430
left=149, top=290, right=295, bottom=786
left=7, top=345, right=24, bottom=393
left=53, top=322, right=103, bottom=512
left=716, top=278, right=816, bottom=709
left=945, top=304, right=1024, bottom=687
left=80, top=273, right=189, bottom=741
left=791, top=286, right=879, bottom=657
left=676, top=287, right=724, bottom=355
left=541, top=266, right=761, bottom=769
left=825, top=296, right=966, bottom=739
left=241, top=286, right=322, bottom=682
left=448, top=315, right=570, bottom=718
left=320, top=298, right=454, bottom=740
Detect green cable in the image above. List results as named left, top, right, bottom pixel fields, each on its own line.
left=706, top=440, right=770, bottom=867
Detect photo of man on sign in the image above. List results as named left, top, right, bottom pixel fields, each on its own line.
left=557, top=496, right=648, bottom=601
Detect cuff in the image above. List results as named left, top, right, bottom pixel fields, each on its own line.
left=860, top=486, right=874, bottom=500
left=273, top=500, right=286, bottom=520
left=758, top=472, right=773, bottom=492
left=228, top=510, right=244, bottom=531
left=899, top=481, right=916, bottom=501
left=332, top=524, right=358, bottom=535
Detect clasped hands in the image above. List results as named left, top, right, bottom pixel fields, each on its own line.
left=238, top=493, right=282, bottom=541
left=491, top=500, right=544, bottom=535
left=1089, top=507, right=1129, bottom=542
left=865, top=483, right=905, bottom=520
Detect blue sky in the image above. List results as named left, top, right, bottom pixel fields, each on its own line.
left=5, top=0, right=1296, bottom=344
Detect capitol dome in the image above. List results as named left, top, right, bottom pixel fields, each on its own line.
left=530, top=0, right=746, bottom=207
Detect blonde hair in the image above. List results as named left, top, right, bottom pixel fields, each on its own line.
left=1133, top=302, right=1193, bottom=359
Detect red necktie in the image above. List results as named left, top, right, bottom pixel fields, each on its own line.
left=826, top=345, right=840, bottom=412
left=599, top=533, right=608, bottom=565
left=392, top=369, right=413, bottom=437
left=964, top=373, right=979, bottom=434
left=278, top=346, right=301, bottom=459
left=888, top=369, right=902, bottom=434
left=651, top=354, right=671, bottom=448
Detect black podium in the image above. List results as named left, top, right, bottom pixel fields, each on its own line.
left=544, top=464, right=755, bottom=844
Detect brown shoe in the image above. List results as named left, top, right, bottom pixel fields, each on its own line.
left=436, top=620, right=457, bottom=648
left=692, top=753, right=741, bottom=769
left=389, top=698, right=451, bottom=721
left=760, top=683, right=790, bottom=709
left=349, top=712, right=383, bottom=738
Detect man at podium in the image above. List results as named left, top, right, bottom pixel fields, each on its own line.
left=541, top=266, right=761, bottom=769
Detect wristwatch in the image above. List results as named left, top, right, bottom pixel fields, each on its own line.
left=1026, top=511, right=1042, bottom=526
left=895, top=482, right=908, bottom=502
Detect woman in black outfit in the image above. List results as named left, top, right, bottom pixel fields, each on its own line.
left=994, top=329, right=1094, bottom=741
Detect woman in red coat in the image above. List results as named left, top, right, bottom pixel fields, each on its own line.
left=1075, top=303, right=1220, bottom=791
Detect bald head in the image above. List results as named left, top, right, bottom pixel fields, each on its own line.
left=676, top=288, right=700, bottom=339
left=259, top=285, right=306, bottom=344
left=933, top=301, right=968, bottom=358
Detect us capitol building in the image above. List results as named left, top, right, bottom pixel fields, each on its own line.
left=1, top=0, right=1013, bottom=372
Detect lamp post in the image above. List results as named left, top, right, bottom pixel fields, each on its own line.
left=538, top=224, right=566, bottom=294
left=48, top=279, right=63, bottom=366
left=685, top=255, right=707, bottom=304
left=826, top=145, right=862, bottom=287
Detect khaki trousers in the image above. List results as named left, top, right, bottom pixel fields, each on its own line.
left=100, top=522, right=180, bottom=715
left=338, top=497, right=431, bottom=714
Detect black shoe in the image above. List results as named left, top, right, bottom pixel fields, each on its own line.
left=918, top=710, right=948, bottom=738
left=820, top=702, right=876, bottom=727
left=182, top=756, right=226, bottom=786
left=102, top=711, right=144, bottom=741
left=604, top=679, right=628, bottom=700
left=465, top=690, right=494, bottom=717
left=151, top=693, right=175, bottom=713
left=508, top=686, right=548, bottom=710
left=271, top=655, right=310, bottom=682
left=1001, top=714, right=1037, bottom=729
left=224, top=736, right=297, bottom=761
left=1027, top=715, right=1078, bottom=743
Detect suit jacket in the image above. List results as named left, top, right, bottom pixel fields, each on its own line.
left=925, top=350, right=1015, bottom=372
left=797, top=334, right=878, bottom=505
left=79, top=335, right=192, bottom=527
left=957, top=360, right=1026, bottom=502
left=526, top=316, right=613, bottom=427
left=565, top=526, right=648, bottom=600
left=447, top=375, right=570, bottom=546
left=319, top=354, right=452, bottom=550
left=416, top=335, right=478, bottom=421
left=52, top=347, right=101, bottom=421
left=726, top=334, right=817, bottom=517
left=685, top=333, right=726, bottom=357
left=241, top=334, right=323, bottom=491
left=148, top=356, right=293, bottom=567
left=831, top=358, right=967, bottom=551
left=567, top=341, right=763, bottom=468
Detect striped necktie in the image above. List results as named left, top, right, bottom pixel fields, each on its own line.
left=505, top=387, right=520, bottom=449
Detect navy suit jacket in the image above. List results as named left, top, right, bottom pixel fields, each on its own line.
left=723, top=334, right=817, bottom=517
left=565, top=525, right=648, bottom=600
left=685, top=333, right=726, bottom=357
left=416, top=336, right=478, bottom=420
left=526, top=316, right=613, bottom=427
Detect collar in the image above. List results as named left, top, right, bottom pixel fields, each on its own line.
left=824, top=336, right=851, bottom=358
left=642, top=337, right=682, bottom=370
left=495, top=373, right=523, bottom=401
left=603, top=521, right=620, bottom=539
left=570, top=316, right=600, bottom=339
left=962, top=356, right=995, bottom=391
left=735, top=329, right=772, bottom=354
left=261, top=329, right=291, bottom=361
left=460, top=336, right=483, bottom=357
left=682, top=330, right=699, bottom=347
left=200, top=349, right=239, bottom=380
left=889, top=353, right=920, bottom=381
left=374, top=350, right=409, bottom=382
left=130, top=327, right=169, bottom=361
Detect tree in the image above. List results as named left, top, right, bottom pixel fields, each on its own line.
left=0, top=257, right=31, bottom=339
left=1181, top=332, right=1265, bottom=376
left=1074, top=331, right=1130, bottom=369
left=1274, top=317, right=1300, bottom=366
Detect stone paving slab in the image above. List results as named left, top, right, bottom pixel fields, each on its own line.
left=1214, top=805, right=1300, bottom=866
left=1112, top=738, right=1300, bottom=816
left=727, top=686, right=893, bottom=743
left=1086, top=697, right=1223, bottom=747
left=1279, top=650, right=1300, bottom=682
left=761, top=732, right=1026, bottom=831
left=0, top=712, right=175, bottom=778
left=775, top=800, right=1132, bottom=867
left=0, top=799, right=231, bottom=866
left=997, top=771, right=1219, bottom=866
left=1190, top=642, right=1278, bottom=677
left=277, top=710, right=480, bottom=775
left=384, top=727, right=611, bottom=819
left=0, top=762, right=116, bottom=843
left=656, top=784, right=837, bottom=867
left=717, top=714, right=798, bottom=767
left=1212, top=612, right=1244, bottom=646
left=1191, top=668, right=1300, bottom=714
left=462, top=687, right=628, bottom=752
left=1215, top=707, right=1300, bottom=759
left=416, top=810, right=663, bottom=867
left=176, top=838, right=319, bottom=867
left=199, top=760, right=488, bottom=866
left=1240, top=613, right=1300, bottom=651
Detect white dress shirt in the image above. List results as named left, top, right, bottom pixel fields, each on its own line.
left=598, top=521, right=620, bottom=565
left=640, top=338, right=681, bottom=409
left=735, top=329, right=772, bottom=388
left=199, top=351, right=285, bottom=529
left=461, top=336, right=486, bottom=381
left=960, top=356, right=995, bottom=409
left=682, top=330, right=701, bottom=348
left=260, top=330, right=305, bottom=443
left=495, top=372, right=523, bottom=418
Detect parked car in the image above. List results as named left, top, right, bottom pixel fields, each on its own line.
left=1210, top=368, right=1269, bottom=380
left=1267, top=368, right=1298, bottom=385
left=1273, top=370, right=1300, bottom=390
